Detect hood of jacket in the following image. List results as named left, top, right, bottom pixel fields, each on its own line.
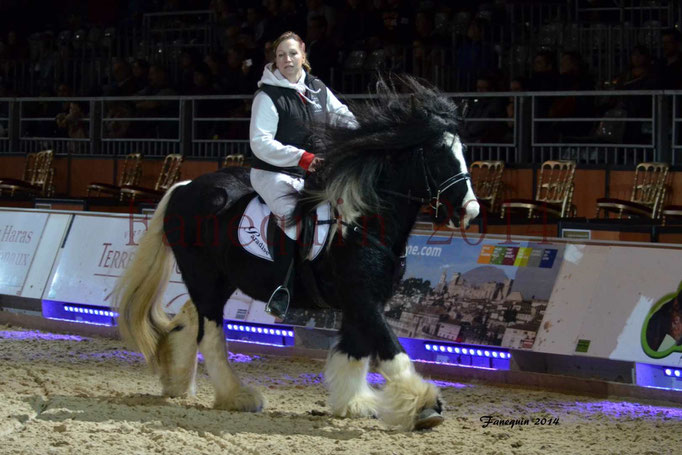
left=258, top=63, right=316, bottom=97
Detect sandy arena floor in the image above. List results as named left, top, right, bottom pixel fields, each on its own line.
left=0, top=324, right=681, bottom=455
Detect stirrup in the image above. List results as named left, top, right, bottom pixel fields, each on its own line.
left=265, top=285, right=290, bottom=319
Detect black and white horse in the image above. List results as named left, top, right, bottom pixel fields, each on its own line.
left=114, top=76, right=480, bottom=431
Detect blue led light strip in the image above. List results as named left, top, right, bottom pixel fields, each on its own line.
left=424, top=342, right=511, bottom=359
left=664, top=368, right=682, bottom=378
left=63, top=305, right=118, bottom=318
left=225, top=323, right=294, bottom=338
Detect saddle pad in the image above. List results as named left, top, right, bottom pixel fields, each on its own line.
left=238, top=195, right=331, bottom=262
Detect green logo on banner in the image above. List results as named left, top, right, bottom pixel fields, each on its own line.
left=641, top=281, right=682, bottom=359
left=575, top=339, right=591, bottom=353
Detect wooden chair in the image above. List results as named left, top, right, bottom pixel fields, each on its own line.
left=87, top=153, right=142, bottom=197
left=662, top=205, right=682, bottom=225
left=595, top=162, right=669, bottom=219
left=221, top=153, right=245, bottom=168
left=120, top=153, right=183, bottom=202
left=0, top=150, right=55, bottom=197
left=470, top=160, right=505, bottom=215
left=500, top=160, right=576, bottom=219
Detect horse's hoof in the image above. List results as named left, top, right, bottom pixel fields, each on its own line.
left=414, top=408, right=444, bottom=430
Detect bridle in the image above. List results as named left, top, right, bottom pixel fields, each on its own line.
left=381, top=140, right=471, bottom=220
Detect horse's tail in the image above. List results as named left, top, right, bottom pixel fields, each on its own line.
left=113, top=180, right=190, bottom=370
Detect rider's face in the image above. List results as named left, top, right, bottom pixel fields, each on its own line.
left=275, top=38, right=305, bottom=83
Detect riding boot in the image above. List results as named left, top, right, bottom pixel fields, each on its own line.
left=265, top=225, right=296, bottom=319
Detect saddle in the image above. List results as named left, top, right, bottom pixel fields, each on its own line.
left=237, top=194, right=332, bottom=263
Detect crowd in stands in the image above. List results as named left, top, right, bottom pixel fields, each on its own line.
left=1, top=0, right=682, bottom=145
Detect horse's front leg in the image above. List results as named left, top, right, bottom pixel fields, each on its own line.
left=371, top=314, right=444, bottom=431
left=324, top=311, right=380, bottom=418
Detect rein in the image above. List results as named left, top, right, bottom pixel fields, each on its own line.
left=316, top=219, right=400, bottom=265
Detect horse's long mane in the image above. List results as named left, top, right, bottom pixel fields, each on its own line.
left=299, top=75, right=460, bottom=229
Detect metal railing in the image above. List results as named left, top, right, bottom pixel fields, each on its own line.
left=529, top=90, right=660, bottom=165
left=1, top=90, right=682, bottom=166
left=142, top=10, right=216, bottom=59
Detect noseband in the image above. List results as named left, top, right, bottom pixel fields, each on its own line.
left=381, top=145, right=471, bottom=220
left=419, top=148, right=471, bottom=219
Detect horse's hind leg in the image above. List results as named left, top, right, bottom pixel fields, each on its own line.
left=199, top=315, right=265, bottom=412
left=324, top=313, right=379, bottom=418
left=157, top=300, right=199, bottom=397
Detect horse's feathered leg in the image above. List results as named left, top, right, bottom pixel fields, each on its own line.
left=198, top=316, right=266, bottom=412
left=333, top=284, right=443, bottom=430
left=377, top=352, right=443, bottom=431
left=157, top=300, right=199, bottom=397
left=368, top=315, right=443, bottom=431
left=325, top=327, right=378, bottom=418
left=171, top=263, right=266, bottom=412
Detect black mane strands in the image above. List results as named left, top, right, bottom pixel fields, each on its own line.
left=301, top=75, right=461, bottom=232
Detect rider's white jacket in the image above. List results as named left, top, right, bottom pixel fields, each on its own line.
left=249, top=64, right=356, bottom=168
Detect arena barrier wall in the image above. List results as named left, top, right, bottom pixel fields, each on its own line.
left=1, top=207, right=681, bottom=391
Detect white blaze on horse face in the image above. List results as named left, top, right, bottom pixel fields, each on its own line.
left=445, top=132, right=480, bottom=227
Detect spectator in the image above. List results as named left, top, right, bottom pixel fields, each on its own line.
left=262, top=40, right=275, bottom=68
left=280, top=0, right=307, bottom=41
left=204, top=51, right=226, bottom=91
left=658, top=28, right=682, bottom=89
left=104, top=58, right=141, bottom=96
left=178, top=49, right=200, bottom=94
left=306, top=0, right=337, bottom=39
left=187, top=62, right=215, bottom=96
left=132, top=59, right=150, bottom=91
left=461, top=72, right=508, bottom=144
left=218, top=15, right=242, bottom=52
left=529, top=49, right=558, bottom=142
left=616, top=46, right=657, bottom=144
left=55, top=82, right=73, bottom=111
left=307, top=15, right=337, bottom=82
left=414, top=10, right=439, bottom=48
left=134, top=64, right=177, bottom=138
left=261, top=0, right=288, bottom=43
left=335, top=0, right=373, bottom=52
left=506, top=76, right=526, bottom=127
left=103, top=101, right=133, bottom=138
left=34, top=32, right=58, bottom=93
left=375, top=5, right=411, bottom=48
left=528, top=50, right=558, bottom=91
left=614, top=45, right=657, bottom=90
left=2, top=31, right=28, bottom=61
left=244, top=6, right=266, bottom=45
left=221, top=45, right=257, bottom=95
left=0, top=83, right=8, bottom=136
left=549, top=51, right=594, bottom=138
left=55, top=101, right=87, bottom=142
left=455, top=18, right=497, bottom=89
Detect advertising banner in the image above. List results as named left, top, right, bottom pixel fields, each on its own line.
left=535, top=244, right=682, bottom=366
left=384, top=232, right=565, bottom=349
left=43, top=214, right=278, bottom=322
left=0, top=211, right=49, bottom=295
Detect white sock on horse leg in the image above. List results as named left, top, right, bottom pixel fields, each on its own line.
left=158, top=300, right=199, bottom=397
left=198, top=318, right=265, bottom=412
left=377, top=353, right=440, bottom=430
left=377, top=352, right=416, bottom=381
left=324, top=350, right=378, bottom=418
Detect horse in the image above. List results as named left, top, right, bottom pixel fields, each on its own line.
left=113, top=76, right=480, bottom=431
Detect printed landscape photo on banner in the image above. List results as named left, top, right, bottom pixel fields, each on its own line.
left=385, top=233, right=565, bottom=349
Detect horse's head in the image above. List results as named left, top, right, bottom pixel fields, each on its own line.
left=421, top=131, right=480, bottom=228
